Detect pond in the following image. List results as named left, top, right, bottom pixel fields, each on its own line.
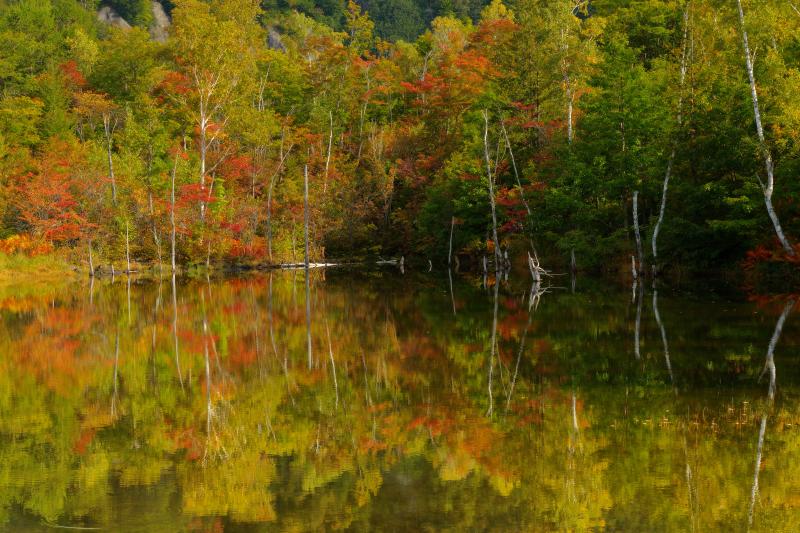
left=0, top=270, right=798, bottom=531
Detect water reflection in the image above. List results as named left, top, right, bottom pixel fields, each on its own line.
left=0, top=272, right=799, bottom=531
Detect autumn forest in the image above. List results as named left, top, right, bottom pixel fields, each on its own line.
left=1, top=0, right=800, bottom=277
left=4, top=0, right=800, bottom=530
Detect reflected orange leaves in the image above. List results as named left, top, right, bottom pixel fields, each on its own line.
left=4, top=272, right=787, bottom=530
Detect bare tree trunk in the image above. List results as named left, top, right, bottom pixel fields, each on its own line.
left=737, top=0, right=795, bottom=255
left=500, top=121, right=537, bottom=255
left=634, top=280, right=642, bottom=360
left=482, top=110, right=502, bottom=269
left=652, top=5, right=690, bottom=272
left=171, top=273, right=183, bottom=388
left=486, top=277, right=499, bottom=417
left=148, top=189, right=163, bottom=275
left=653, top=288, right=674, bottom=384
left=632, top=191, right=643, bottom=274
left=506, top=307, right=532, bottom=412
left=448, top=216, right=455, bottom=266
left=324, top=315, right=338, bottom=407
left=304, top=164, right=312, bottom=369
left=199, top=100, right=208, bottom=221
left=170, top=153, right=179, bottom=273
left=103, top=114, right=117, bottom=205
left=88, top=239, right=94, bottom=277
left=111, top=329, right=119, bottom=417
left=125, top=221, right=131, bottom=274
left=559, top=28, right=574, bottom=144
left=324, top=110, right=333, bottom=194
left=748, top=413, right=768, bottom=528
left=266, top=138, right=294, bottom=263
left=202, top=291, right=212, bottom=435
left=761, top=299, right=794, bottom=400
left=448, top=268, right=457, bottom=316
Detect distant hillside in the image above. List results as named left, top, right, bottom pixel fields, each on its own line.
left=102, top=0, right=490, bottom=41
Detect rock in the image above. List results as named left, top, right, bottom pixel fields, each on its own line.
left=268, top=27, right=286, bottom=52
left=150, top=1, right=170, bottom=43
left=97, top=5, right=132, bottom=30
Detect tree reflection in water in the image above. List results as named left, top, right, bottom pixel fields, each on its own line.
left=0, top=271, right=798, bottom=531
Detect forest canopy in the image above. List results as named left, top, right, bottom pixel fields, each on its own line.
left=1, top=0, right=799, bottom=274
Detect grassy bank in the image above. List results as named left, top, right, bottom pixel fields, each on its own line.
left=0, top=252, right=80, bottom=286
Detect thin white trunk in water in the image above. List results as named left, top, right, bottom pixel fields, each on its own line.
left=500, top=121, right=537, bottom=255
left=324, top=316, right=338, bottom=407
left=653, top=288, right=674, bottom=384
left=199, top=99, right=208, bottom=221
left=737, top=0, right=795, bottom=255
left=482, top=110, right=502, bottom=268
left=170, top=153, right=179, bottom=272
left=748, top=413, right=768, bottom=527
left=634, top=280, right=642, bottom=360
left=103, top=113, right=117, bottom=205
left=324, top=110, right=333, bottom=194
left=88, top=239, right=94, bottom=277
left=125, top=221, right=131, bottom=274
left=632, top=191, right=643, bottom=274
left=171, top=273, right=183, bottom=388
left=111, top=330, right=119, bottom=416
left=652, top=5, right=689, bottom=270
left=486, top=279, right=499, bottom=417
left=202, top=292, right=212, bottom=435
left=304, top=164, right=312, bottom=369
left=761, top=299, right=794, bottom=400
left=559, top=27, right=574, bottom=144
left=448, top=216, right=455, bottom=266
left=266, top=138, right=294, bottom=263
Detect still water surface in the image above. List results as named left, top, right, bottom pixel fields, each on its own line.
left=1, top=270, right=799, bottom=531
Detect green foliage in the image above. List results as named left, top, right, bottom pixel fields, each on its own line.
left=1, top=0, right=799, bottom=274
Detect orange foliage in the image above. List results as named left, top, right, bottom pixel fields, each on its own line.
left=0, top=235, right=53, bottom=256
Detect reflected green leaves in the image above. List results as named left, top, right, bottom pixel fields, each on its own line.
left=0, top=272, right=798, bottom=531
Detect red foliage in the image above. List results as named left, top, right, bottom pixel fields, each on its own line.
left=59, top=60, right=86, bottom=88
left=12, top=141, right=98, bottom=243
left=73, top=428, right=96, bottom=455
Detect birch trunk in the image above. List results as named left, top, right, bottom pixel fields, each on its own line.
left=266, top=137, right=293, bottom=263
left=88, top=239, right=94, bottom=277
left=149, top=190, right=163, bottom=274
left=652, top=5, right=690, bottom=272
left=559, top=28, right=574, bottom=144
left=448, top=216, right=455, bottom=266
left=202, top=292, right=212, bottom=435
left=653, top=288, right=674, bottom=384
left=199, top=99, right=208, bottom=221
left=500, top=121, right=538, bottom=255
left=324, top=315, right=338, bottom=407
left=482, top=110, right=502, bottom=269
left=170, top=153, right=179, bottom=273
left=486, top=277, right=499, bottom=417
left=737, top=0, right=795, bottom=255
left=748, top=414, right=768, bottom=527
left=632, top=191, right=643, bottom=274
left=762, top=299, right=794, bottom=400
left=634, top=280, right=642, bottom=360
left=103, top=114, right=117, bottom=205
left=324, top=110, right=333, bottom=194
left=125, top=221, right=131, bottom=274
left=171, top=273, right=183, bottom=388
left=304, top=164, right=313, bottom=369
